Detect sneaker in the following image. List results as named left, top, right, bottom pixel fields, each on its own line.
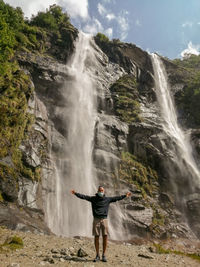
left=102, top=255, right=107, bottom=262
left=93, top=255, right=100, bottom=262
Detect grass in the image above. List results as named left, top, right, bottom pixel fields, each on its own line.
left=117, top=151, right=158, bottom=197
left=110, top=75, right=141, bottom=123
left=153, top=243, right=200, bottom=263
left=0, top=235, right=24, bottom=251
left=0, top=2, right=78, bottom=186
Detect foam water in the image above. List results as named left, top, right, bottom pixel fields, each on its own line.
left=151, top=53, right=200, bottom=190
left=45, top=32, right=98, bottom=236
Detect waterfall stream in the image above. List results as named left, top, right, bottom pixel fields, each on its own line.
left=44, top=32, right=130, bottom=239
left=151, top=54, right=200, bottom=192
left=45, top=33, right=98, bottom=237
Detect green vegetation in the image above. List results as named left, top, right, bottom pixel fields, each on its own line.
left=176, top=71, right=200, bottom=125
left=110, top=75, right=141, bottom=123
left=1, top=235, right=24, bottom=250
left=173, top=55, right=200, bottom=71
left=154, top=243, right=200, bottom=263
left=0, top=1, right=77, bottom=186
left=173, top=55, right=200, bottom=126
left=95, top=32, right=110, bottom=43
left=0, top=192, right=4, bottom=202
left=118, top=152, right=158, bottom=197
left=151, top=204, right=166, bottom=227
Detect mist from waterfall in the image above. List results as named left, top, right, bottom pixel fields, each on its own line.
left=43, top=31, right=130, bottom=240
left=45, top=32, right=98, bottom=237
left=151, top=54, right=200, bottom=190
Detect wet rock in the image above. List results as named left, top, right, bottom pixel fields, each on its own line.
left=125, top=207, right=153, bottom=237
left=0, top=176, right=18, bottom=202
left=131, top=194, right=143, bottom=201
left=0, top=202, right=51, bottom=234
left=159, top=193, right=174, bottom=208
left=0, top=156, right=13, bottom=167
left=18, top=179, right=38, bottom=209
left=126, top=204, right=145, bottom=211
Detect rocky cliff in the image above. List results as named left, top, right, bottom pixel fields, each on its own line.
left=0, top=2, right=200, bottom=240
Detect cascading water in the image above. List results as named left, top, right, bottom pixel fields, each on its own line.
left=45, top=32, right=98, bottom=237
left=43, top=31, right=130, bottom=239
left=151, top=53, right=200, bottom=193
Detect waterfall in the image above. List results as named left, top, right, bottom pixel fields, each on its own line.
left=151, top=54, right=200, bottom=193
left=45, top=32, right=98, bottom=237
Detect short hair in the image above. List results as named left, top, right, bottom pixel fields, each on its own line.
left=98, top=185, right=104, bottom=190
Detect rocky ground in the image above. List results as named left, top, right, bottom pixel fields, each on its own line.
left=0, top=227, right=200, bottom=267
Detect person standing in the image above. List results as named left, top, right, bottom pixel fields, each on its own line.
left=71, top=186, right=131, bottom=262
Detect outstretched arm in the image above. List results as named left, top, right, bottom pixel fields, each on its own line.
left=70, top=189, right=92, bottom=202
left=109, top=192, right=131, bottom=203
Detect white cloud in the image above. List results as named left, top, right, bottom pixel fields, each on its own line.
left=97, top=3, right=129, bottom=41
left=102, top=0, right=115, bottom=3
left=105, top=27, right=113, bottom=38
left=135, top=19, right=141, bottom=27
left=182, top=21, right=193, bottom=28
left=4, top=0, right=89, bottom=19
left=181, top=41, right=200, bottom=58
left=84, top=18, right=103, bottom=35
left=59, top=0, right=88, bottom=20
left=118, top=13, right=129, bottom=40
left=97, top=3, right=106, bottom=16
left=106, top=13, right=116, bottom=21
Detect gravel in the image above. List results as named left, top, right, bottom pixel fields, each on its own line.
left=0, top=227, right=199, bottom=267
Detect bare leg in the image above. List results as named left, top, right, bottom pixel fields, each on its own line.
left=103, top=235, right=108, bottom=256
left=94, top=236, right=100, bottom=256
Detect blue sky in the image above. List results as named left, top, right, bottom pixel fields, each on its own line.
left=4, top=0, right=200, bottom=59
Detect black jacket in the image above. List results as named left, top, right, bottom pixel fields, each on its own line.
left=75, top=192, right=126, bottom=218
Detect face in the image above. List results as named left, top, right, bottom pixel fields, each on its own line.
left=98, top=187, right=104, bottom=193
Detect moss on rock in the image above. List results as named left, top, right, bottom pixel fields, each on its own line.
left=0, top=1, right=78, bottom=194
left=153, top=243, right=200, bottom=263
left=110, top=75, right=141, bottom=123
left=2, top=235, right=24, bottom=250
left=172, top=55, right=200, bottom=126
left=118, top=151, right=158, bottom=197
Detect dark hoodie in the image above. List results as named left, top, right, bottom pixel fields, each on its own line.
left=74, top=192, right=126, bottom=218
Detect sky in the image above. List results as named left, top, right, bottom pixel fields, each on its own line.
left=4, top=0, right=200, bottom=59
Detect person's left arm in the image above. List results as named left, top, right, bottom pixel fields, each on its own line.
left=108, top=192, right=131, bottom=203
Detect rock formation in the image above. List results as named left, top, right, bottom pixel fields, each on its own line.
left=0, top=3, right=200, bottom=240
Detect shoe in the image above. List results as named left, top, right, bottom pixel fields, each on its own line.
left=102, top=255, right=107, bottom=262
left=93, top=255, right=100, bottom=262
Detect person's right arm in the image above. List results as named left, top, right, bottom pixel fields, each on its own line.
left=70, top=189, right=92, bottom=202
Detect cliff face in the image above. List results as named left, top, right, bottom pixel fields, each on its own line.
left=1, top=4, right=200, bottom=240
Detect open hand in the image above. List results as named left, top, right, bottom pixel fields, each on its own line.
left=126, top=192, right=131, bottom=197
left=70, top=189, right=75, bottom=194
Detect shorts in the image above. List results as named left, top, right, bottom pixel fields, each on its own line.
left=92, top=218, right=108, bottom=236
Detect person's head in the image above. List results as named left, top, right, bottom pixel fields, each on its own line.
left=97, top=186, right=105, bottom=197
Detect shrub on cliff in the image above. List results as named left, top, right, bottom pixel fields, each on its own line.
left=173, top=55, right=200, bottom=126
left=95, top=32, right=110, bottom=43
left=118, top=152, right=158, bottom=197
left=30, top=5, right=70, bottom=31
left=110, top=75, right=141, bottom=123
